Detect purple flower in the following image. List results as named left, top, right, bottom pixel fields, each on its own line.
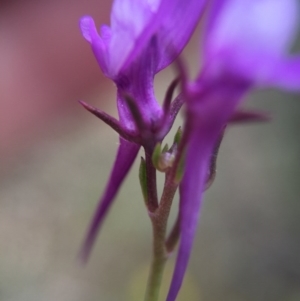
left=79, top=0, right=206, bottom=261
left=167, top=0, right=300, bottom=300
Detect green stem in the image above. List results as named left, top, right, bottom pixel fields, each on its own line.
left=144, top=218, right=167, bottom=301
left=144, top=169, right=178, bottom=301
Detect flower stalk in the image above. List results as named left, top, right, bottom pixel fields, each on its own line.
left=144, top=161, right=179, bottom=301
left=145, top=149, right=159, bottom=212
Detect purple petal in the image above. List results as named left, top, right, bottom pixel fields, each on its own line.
left=80, top=0, right=162, bottom=78
left=166, top=128, right=211, bottom=301
left=206, top=0, right=298, bottom=57
left=79, top=16, right=109, bottom=75
left=121, top=0, right=207, bottom=74
left=116, top=37, right=164, bottom=129
left=167, top=75, right=249, bottom=301
left=80, top=138, right=139, bottom=262
left=80, top=0, right=207, bottom=79
left=115, top=0, right=207, bottom=126
left=166, top=121, right=220, bottom=301
left=113, top=0, right=208, bottom=77
left=153, top=0, right=207, bottom=72
left=204, top=0, right=299, bottom=82
left=108, top=0, right=161, bottom=77
left=264, top=56, right=300, bottom=92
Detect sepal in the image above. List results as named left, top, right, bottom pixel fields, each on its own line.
left=173, top=126, right=182, bottom=145
left=205, top=127, right=225, bottom=190
left=139, top=156, right=148, bottom=204
left=229, top=110, right=271, bottom=123
left=79, top=100, right=139, bottom=143
left=152, top=142, right=162, bottom=171
left=162, top=143, right=169, bottom=153
left=163, top=77, right=180, bottom=115
left=174, top=151, right=185, bottom=184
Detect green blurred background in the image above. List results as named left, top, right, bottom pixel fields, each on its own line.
left=1, top=1, right=300, bottom=301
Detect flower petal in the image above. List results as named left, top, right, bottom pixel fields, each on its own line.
left=204, top=0, right=299, bottom=81
left=79, top=16, right=109, bottom=75
left=166, top=129, right=211, bottom=301
left=153, top=0, right=207, bottom=72
left=116, top=36, right=164, bottom=129
left=108, top=0, right=161, bottom=77
left=79, top=138, right=140, bottom=262
left=166, top=106, right=226, bottom=300
left=119, top=0, right=207, bottom=74
left=167, top=75, right=249, bottom=300
left=110, top=0, right=208, bottom=76
left=263, top=56, right=300, bottom=92
left=81, top=0, right=207, bottom=79
left=206, top=0, right=298, bottom=57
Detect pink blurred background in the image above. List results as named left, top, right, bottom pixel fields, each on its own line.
left=0, top=0, right=111, bottom=169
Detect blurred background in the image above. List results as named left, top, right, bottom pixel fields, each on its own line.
left=1, top=1, right=300, bottom=300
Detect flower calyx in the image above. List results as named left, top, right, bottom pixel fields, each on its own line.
left=152, top=127, right=182, bottom=173
left=229, top=109, right=271, bottom=124
left=79, top=100, right=139, bottom=143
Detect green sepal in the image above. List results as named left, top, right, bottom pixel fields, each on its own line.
left=173, top=126, right=182, bottom=145
left=162, top=143, right=169, bottom=153
left=152, top=143, right=162, bottom=170
left=139, top=156, right=148, bottom=203
left=174, top=150, right=185, bottom=183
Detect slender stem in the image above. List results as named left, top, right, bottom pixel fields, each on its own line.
left=144, top=171, right=178, bottom=301
left=165, top=215, right=180, bottom=254
left=144, top=216, right=167, bottom=301
left=145, top=149, right=159, bottom=212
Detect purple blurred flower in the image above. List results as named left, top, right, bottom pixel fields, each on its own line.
left=167, top=0, right=300, bottom=300
left=79, top=0, right=206, bottom=260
